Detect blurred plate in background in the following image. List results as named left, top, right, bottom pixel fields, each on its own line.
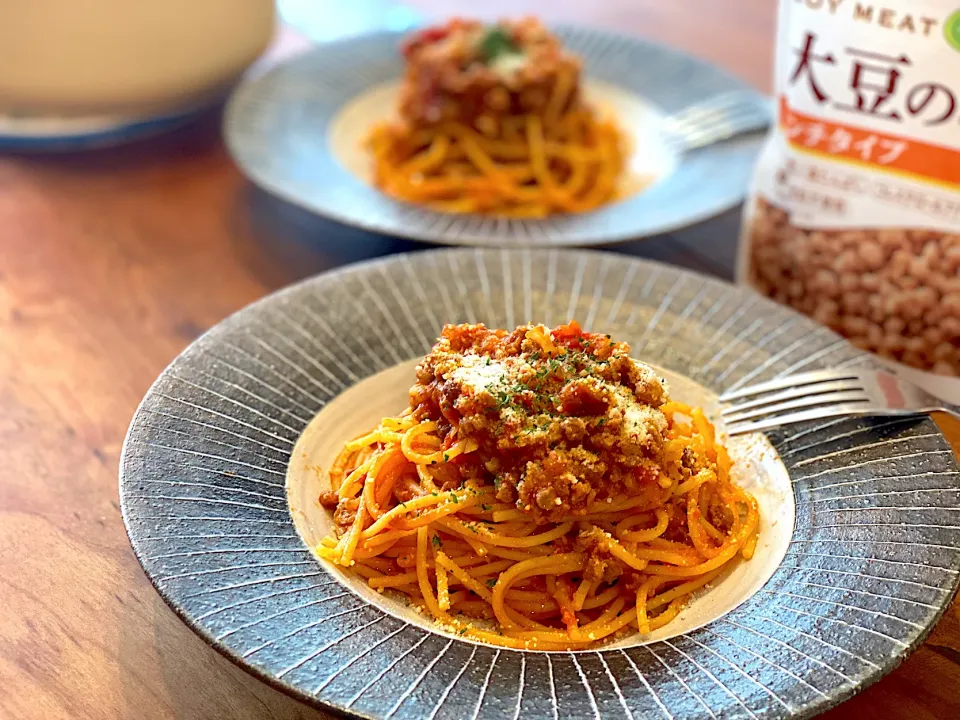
left=224, top=26, right=767, bottom=246
left=0, top=100, right=227, bottom=153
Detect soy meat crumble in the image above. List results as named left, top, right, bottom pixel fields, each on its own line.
left=410, top=322, right=672, bottom=523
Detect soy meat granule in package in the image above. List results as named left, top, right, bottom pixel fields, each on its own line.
left=739, top=0, right=960, bottom=399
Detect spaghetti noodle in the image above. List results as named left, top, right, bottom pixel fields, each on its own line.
left=366, top=18, right=632, bottom=217
left=319, top=322, right=759, bottom=649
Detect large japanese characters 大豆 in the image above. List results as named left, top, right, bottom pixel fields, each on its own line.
left=738, top=0, right=960, bottom=401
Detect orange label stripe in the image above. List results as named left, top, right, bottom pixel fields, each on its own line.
left=779, top=96, right=960, bottom=189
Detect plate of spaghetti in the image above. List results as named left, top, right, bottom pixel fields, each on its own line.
left=224, top=20, right=766, bottom=245
left=362, top=18, right=640, bottom=218
left=122, top=249, right=960, bottom=719
left=290, top=321, right=778, bottom=651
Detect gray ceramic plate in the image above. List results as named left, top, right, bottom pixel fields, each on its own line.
left=121, top=249, right=960, bottom=719
left=223, top=28, right=766, bottom=247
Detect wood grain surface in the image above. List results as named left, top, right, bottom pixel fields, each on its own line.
left=0, top=2, right=957, bottom=718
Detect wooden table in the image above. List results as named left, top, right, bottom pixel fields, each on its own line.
left=1, top=1, right=957, bottom=718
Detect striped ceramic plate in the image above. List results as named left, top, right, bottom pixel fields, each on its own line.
left=223, top=27, right=767, bottom=246
left=0, top=99, right=220, bottom=152
left=121, top=249, right=960, bottom=719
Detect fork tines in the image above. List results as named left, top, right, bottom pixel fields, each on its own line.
left=720, top=369, right=862, bottom=402
left=720, top=369, right=872, bottom=435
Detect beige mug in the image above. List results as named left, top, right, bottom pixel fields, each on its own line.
left=0, top=0, right=275, bottom=117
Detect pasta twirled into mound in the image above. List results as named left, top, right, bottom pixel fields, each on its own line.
left=319, top=322, right=759, bottom=649
left=367, top=18, right=631, bottom=218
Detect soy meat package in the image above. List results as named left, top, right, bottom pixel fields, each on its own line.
left=738, top=0, right=960, bottom=401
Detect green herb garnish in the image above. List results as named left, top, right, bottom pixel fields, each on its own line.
left=478, top=26, right=520, bottom=63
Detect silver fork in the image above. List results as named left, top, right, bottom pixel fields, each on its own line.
left=719, top=367, right=960, bottom=436
left=663, top=91, right=773, bottom=152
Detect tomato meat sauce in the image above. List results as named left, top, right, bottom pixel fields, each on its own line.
left=409, top=322, right=672, bottom=522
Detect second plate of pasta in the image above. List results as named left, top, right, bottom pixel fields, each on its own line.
left=224, top=23, right=766, bottom=246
